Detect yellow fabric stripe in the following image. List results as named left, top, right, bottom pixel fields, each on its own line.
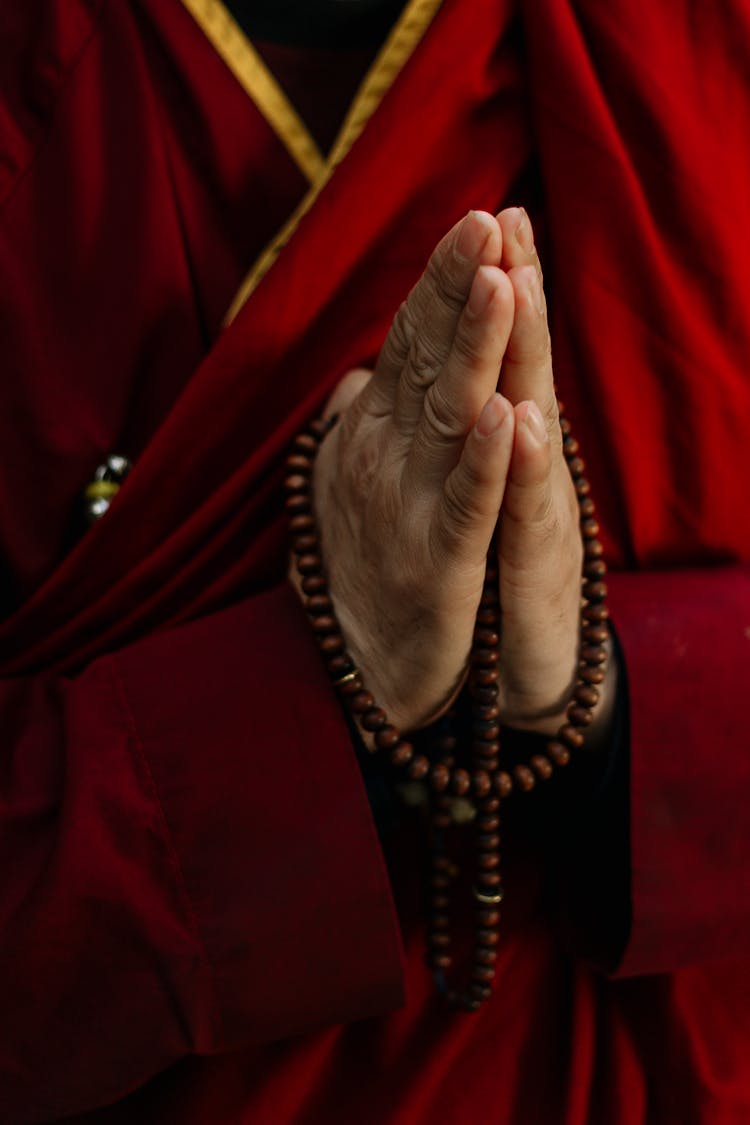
left=222, top=0, right=444, bottom=325
left=179, top=0, right=327, bottom=185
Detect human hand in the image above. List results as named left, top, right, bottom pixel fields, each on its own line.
left=492, top=206, right=616, bottom=737
left=298, top=211, right=518, bottom=732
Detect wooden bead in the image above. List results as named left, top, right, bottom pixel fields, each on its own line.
left=477, top=929, right=500, bottom=946
left=285, top=453, right=312, bottom=474
left=390, top=741, right=413, bottom=768
left=575, top=477, right=591, bottom=497
left=578, top=496, right=596, bottom=518
left=374, top=725, right=401, bottom=751
left=560, top=724, right=585, bottom=749
left=292, top=534, right=319, bottom=555
left=473, top=686, right=499, bottom=705
left=559, top=415, right=571, bottom=436
left=474, top=667, right=499, bottom=687
left=580, top=517, right=600, bottom=539
left=472, top=965, right=495, bottom=983
left=583, top=624, right=610, bottom=644
left=327, top=655, right=354, bottom=678
left=301, top=574, right=326, bottom=596
left=584, top=558, right=607, bottom=579
left=320, top=635, right=344, bottom=657
left=475, top=703, right=500, bottom=721
left=308, top=418, right=331, bottom=440
left=477, top=833, right=500, bottom=850
left=567, top=705, right=593, bottom=727
left=480, top=587, right=499, bottom=608
left=531, top=754, right=554, bottom=780
left=298, top=553, right=323, bottom=576
left=426, top=952, right=452, bottom=970
left=361, top=707, right=387, bottom=732
left=429, top=763, right=451, bottom=791
left=547, top=741, right=571, bottom=767
left=475, top=947, right=498, bottom=965
left=472, top=648, right=498, bottom=668
left=430, top=874, right=451, bottom=890
left=293, top=433, right=318, bottom=454
left=432, top=812, right=452, bottom=830
left=432, top=894, right=450, bottom=910
left=567, top=456, right=586, bottom=477
left=470, top=983, right=493, bottom=1001
left=579, top=665, right=605, bottom=684
left=583, top=603, right=609, bottom=623
left=289, top=513, right=315, bottom=534
left=479, top=798, right=501, bottom=813
left=311, top=615, right=337, bottom=635
left=563, top=435, right=579, bottom=457
left=477, top=909, right=501, bottom=926
left=285, top=493, right=311, bottom=514
left=477, top=853, right=500, bottom=870
left=408, top=755, right=430, bottom=781
left=350, top=690, right=375, bottom=714
left=473, top=724, right=500, bottom=744
left=581, top=644, right=607, bottom=665
left=513, top=764, right=536, bottom=792
left=575, top=684, right=600, bottom=707
left=284, top=473, right=308, bottom=495
left=338, top=675, right=364, bottom=696
left=471, top=770, right=491, bottom=799
left=493, top=771, right=513, bottom=798
left=475, top=870, right=502, bottom=888
left=583, top=580, right=608, bottom=602
left=306, top=594, right=333, bottom=616
left=474, top=628, right=500, bottom=648
left=476, top=608, right=499, bottom=626
left=477, top=815, right=500, bottom=832
left=584, top=539, right=604, bottom=560
left=451, top=769, right=471, bottom=796
left=428, top=932, right=451, bottom=949
left=430, top=912, right=451, bottom=930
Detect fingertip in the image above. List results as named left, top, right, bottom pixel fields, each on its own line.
left=508, top=264, right=545, bottom=317
left=455, top=210, right=502, bottom=265
left=475, top=392, right=514, bottom=438
left=517, top=400, right=549, bottom=445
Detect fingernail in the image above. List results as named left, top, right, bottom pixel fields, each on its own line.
left=514, top=208, right=534, bottom=252
left=456, top=211, right=491, bottom=262
left=476, top=395, right=509, bottom=437
left=520, top=401, right=548, bottom=445
left=467, top=266, right=493, bottom=316
left=523, top=266, right=545, bottom=316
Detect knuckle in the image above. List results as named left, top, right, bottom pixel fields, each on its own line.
left=425, top=253, right=466, bottom=316
left=450, top=319, right=484, bottom=369
left=422, top=381, right=465, bottom=440
left=406, top=333, right=443, bottom=390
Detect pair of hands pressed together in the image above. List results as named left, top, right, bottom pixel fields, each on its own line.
left=301, top=208, right=616, bottom=740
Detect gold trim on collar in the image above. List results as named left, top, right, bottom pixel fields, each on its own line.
left=222, top=0, right=444, bottom=325
left=179, top=0, right=327, bottom=184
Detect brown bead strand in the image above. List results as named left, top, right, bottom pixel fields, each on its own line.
left=286, top=399, right=609, bottom=1011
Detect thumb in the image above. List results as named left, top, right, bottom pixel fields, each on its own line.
left=323, top=367, right=373, bottom=420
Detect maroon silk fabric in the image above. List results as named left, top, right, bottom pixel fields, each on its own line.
left=0, top=0, right=749, bottom=1121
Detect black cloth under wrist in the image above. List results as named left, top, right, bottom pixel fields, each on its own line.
left=223, top=0, right=409, bottom=48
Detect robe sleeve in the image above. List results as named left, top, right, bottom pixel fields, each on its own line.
left=561, top=564, right=750, bottom=977
left=0, top=584, right=405, bottom=1122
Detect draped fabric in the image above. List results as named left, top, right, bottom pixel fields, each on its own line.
left=0, top=0, right=748, bottom=1121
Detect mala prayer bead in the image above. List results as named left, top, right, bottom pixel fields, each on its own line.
left=286, top=401, right=609, bottom=1011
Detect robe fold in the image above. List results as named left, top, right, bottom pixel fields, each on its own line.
left=0, top=0, right=748, bottom=1121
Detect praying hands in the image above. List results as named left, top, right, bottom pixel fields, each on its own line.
left=298, top=209, right=617, bottom=739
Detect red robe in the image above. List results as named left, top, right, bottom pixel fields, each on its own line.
left=0, top=0, right=749, bottom=1121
